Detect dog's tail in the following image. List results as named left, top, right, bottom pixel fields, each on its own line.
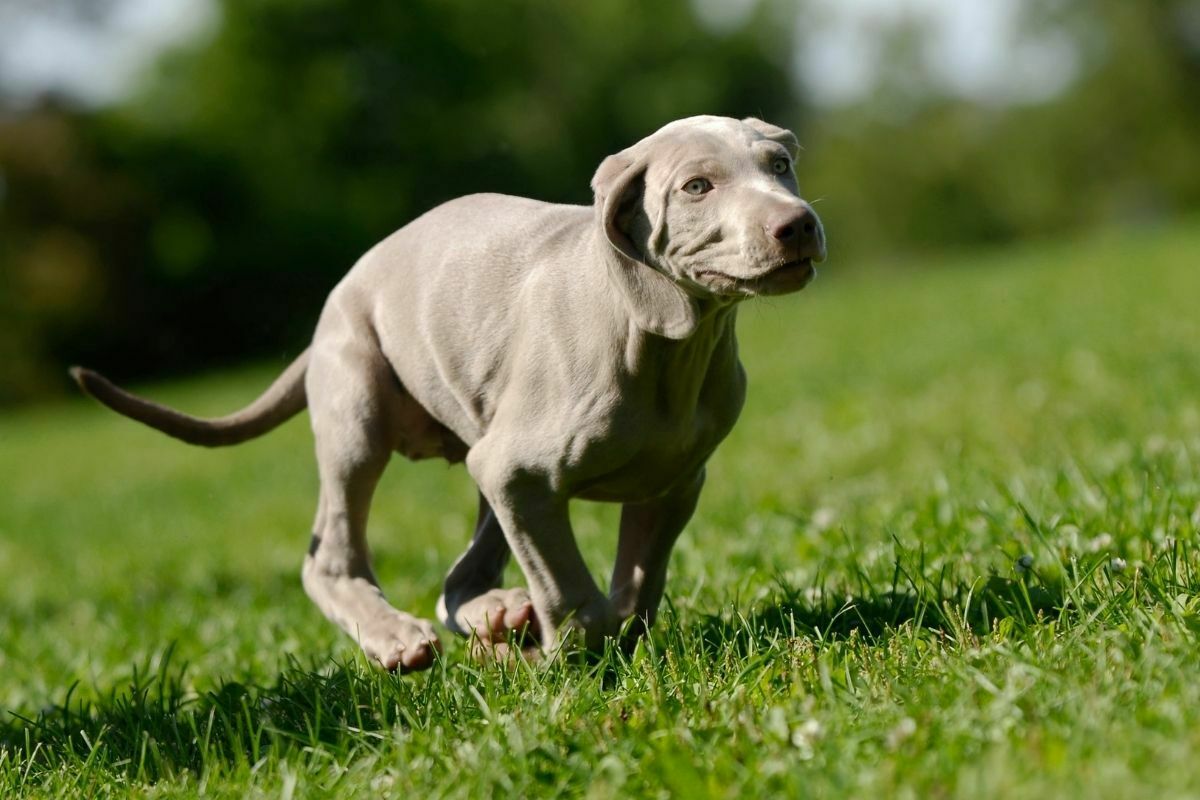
left=69, top=349, right=310, bottom=448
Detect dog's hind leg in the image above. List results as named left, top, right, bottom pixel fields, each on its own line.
left=301, top=334, right=441, bottom=672
left=436, top=492, right=539, bottom=656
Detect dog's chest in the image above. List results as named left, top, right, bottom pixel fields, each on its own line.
left=573, top=336, right=747, bottom=502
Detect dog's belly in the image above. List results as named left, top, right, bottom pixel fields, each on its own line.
left=572, top=450, right=713, bottom=503
left=387, top=380, right=469, bottom=463
left=387, top=367, right=735, bottom=502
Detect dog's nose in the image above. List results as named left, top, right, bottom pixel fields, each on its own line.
left=766, top=207, right=818, bottom=243
left=765, top=205, right=824, bottom=260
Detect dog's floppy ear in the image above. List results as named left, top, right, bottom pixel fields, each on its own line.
left=592, top=151, right=698, bottom=340
left=741, top=117, right=800, bottom=158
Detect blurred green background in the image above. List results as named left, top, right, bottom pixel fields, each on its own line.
left=1, top=0, right=1198, bottom=404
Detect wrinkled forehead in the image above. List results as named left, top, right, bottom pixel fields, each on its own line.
left=636, top=117, right=787, bottom=180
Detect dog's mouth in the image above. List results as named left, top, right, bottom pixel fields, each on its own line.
left=767, top=257, right=815, bottom=281
left=694, top=257, right=816, bottom=297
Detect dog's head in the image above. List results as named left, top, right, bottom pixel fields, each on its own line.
left=592, top=115, right=825, bottom=339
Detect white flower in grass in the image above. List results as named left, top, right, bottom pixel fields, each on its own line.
left=1087, top=532, right=1113, bottom=552
left=370, top=774, right=397, bottom=791
left=791, top=718, right=824, bottom=759
left=887, top=717, right=918, bottom=750
left=1109, top=557, right=1127, bottom=574
left=1057, top=524, right=1080, bottom=549
left=1016, top=553, right=1034, bottom=573
left=811, top=507, right=837, bottom=531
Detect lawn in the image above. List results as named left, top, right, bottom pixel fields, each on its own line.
left=2, top=219, right=1200, bottom=798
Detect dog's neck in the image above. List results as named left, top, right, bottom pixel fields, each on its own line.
left=623, top=299, right=741, bottom=419
left=591, top=225, right=743, bottom=414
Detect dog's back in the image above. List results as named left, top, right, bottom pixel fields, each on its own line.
left=332, top=193, right=608, bottom=446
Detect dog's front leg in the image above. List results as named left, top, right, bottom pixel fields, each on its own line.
left=467, top=445, right=617, bottom=652
left=609, top=469, right=706, bottom=639
left=436, top=491, right=542, bottom=657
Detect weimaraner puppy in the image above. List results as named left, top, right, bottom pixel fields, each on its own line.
left=72, top=115, right=826, bottom=671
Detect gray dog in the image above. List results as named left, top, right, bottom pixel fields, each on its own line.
left=72, top=115, right=826, bottom=671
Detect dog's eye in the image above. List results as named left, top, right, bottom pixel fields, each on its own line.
left=682, top=177, right=713, bottom=195
left=772, top=157, right=791, bottom=175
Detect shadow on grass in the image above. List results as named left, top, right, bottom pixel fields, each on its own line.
left=684, top=573, right=1065, bottom=656
left=0, top=649, right=456, bottom=783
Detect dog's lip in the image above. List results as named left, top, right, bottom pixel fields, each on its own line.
left=769, top=257, right=814, bottom=277
left=694, top=257, right=815, bottom=293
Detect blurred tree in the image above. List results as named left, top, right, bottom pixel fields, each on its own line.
left=0, top=0, right=801, bottom=402
left=6, top=0, right=1200, bottom=404
left=800, top=0, right=1200, bottom=261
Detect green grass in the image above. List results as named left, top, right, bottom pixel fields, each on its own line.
left=3, top=219, right=1200, bottom=798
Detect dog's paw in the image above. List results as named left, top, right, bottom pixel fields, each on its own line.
left=453, top=587, right=541, bottom=644
left=357, top=613, right=442, bottom=673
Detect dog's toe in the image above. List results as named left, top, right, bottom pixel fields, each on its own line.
left=376, top=636, right=441, bottom=673
left=504, top=601, right=537, bottom=634
left=397, top=639, right=441, bottom=673
left=456, top=587, right=539, bottom=645
left=362, top=615, right=442, bottom=673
